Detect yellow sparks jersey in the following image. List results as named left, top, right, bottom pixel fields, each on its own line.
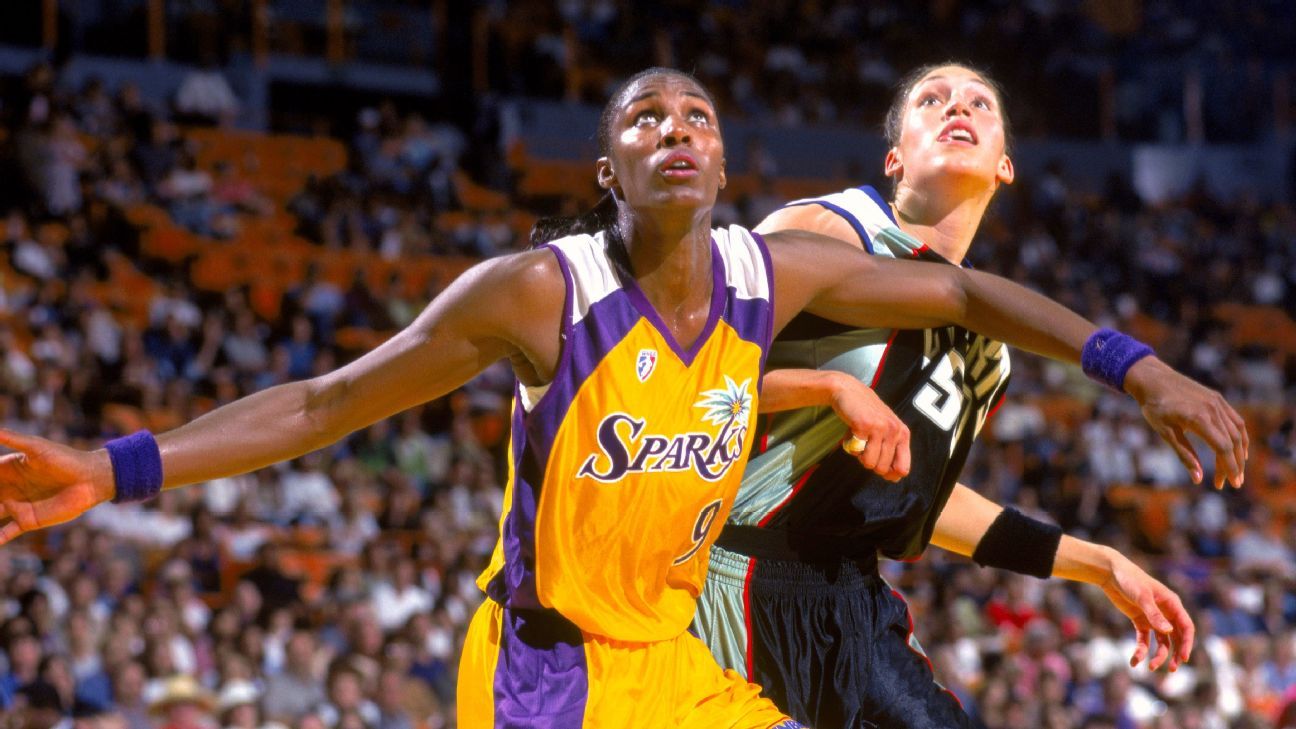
left=477, top=226, right=775, bottom=643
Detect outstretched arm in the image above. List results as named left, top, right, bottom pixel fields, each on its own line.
left=760, top=369, right=911, bottom=481
left=766, top=229, right=1092, bottom=362
left=931, top=484, right=1194, bottom=672
left=763, top=229, right=1248, bottom=488
left=0, top=249, right=566, bottom=544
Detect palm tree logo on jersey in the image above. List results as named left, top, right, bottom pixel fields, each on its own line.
left=576, top=376, right=753, bottom=483
left=694, top=375, right=751, bottom=429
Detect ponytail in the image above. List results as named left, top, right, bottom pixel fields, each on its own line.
left=530, top=193, right=619, bottom=248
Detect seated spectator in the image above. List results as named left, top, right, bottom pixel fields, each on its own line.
left=0, top=633, right=43, bottom=710
left=317, top=659, right=380, bottom=728
left=240, top=544, right=302, bottom=618
left=262, top=631, right=326, bottom=724
left=147, top=674, right=216, bottom=729
left=174, top=59, right=240, bottom=125
left=370, top=558, right=432, bottom=633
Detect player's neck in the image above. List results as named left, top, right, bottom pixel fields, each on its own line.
left=616, top=207, right=715, bottom=326
left=890, top=183, right=993, bottom=265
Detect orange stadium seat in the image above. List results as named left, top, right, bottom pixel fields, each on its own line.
left=1215, top=303, right=1296, bottom=355
left=278, top=549, right=357, bottom=602
left=142, top=225, right=203, bottom=264
left=773, top=177, right=850, bottom=202
left=101, top=403, right=149, bottom=433
left=124, top=202, right=172, bottom=229
left=1127, top=311, right=1172, bottom=350
left=1027, top=395, right=1092, bottom=429
left=721, top=173, right=758, bottom=200
left=36, top=222, right=70, bottom=249
left=454, top=171, right=510, bottom=212
left=1105, top=484, right=1184, bottom=549
left=518, top=159, right=601, bottom=205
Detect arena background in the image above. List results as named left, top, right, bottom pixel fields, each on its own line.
left=0, top=2, right=1294, bottom=728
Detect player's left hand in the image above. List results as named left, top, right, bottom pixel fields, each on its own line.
left=1123, top=357, right=1249, bottom=490
left=831, top=377, right=911, bottom=482
left=1097, top=550, right=1194, bottom=672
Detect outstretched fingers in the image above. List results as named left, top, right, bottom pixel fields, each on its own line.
left=1129, top=622, right=1151, bottom=668
left=0, top=428, right=38, bottom=455
left=0, top=515, right=20, bottom=547
left=1134, top=588, right=1175, bottom=671
left=0, top=499, right=26, bottom=547
left=1163, top=590, right=1195, bottom=669
left=1137, top=583, right=1194, bottom=672
left=1148, top=632, right=1173, bottom=672
left=1114, top=569, right=1194, bottom=672
left=1188, top=401, right=1248, bottom=489
left=1223, top=399, right=1249, bottom=487
left=1158, top=425, right=1203, bottom=485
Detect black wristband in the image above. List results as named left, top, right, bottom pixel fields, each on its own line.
left=970, top=508, right=1063, bottom=579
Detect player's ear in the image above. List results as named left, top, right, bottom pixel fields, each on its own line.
left=996, top=154, right=1015, bottom=186
left=596, top=157, right=617, bottom=190
left=718, top=157, right=727, bottom=190
left=883, top=148, right=903, bottom=180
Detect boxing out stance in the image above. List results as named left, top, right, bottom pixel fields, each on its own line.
left=0, top=68, right=1246, bottom=728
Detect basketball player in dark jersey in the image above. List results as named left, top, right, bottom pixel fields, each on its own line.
left=695, top=64, right=1234, bottom=728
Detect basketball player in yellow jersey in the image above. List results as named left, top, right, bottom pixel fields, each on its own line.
left=0, top=68, right=1247, bottom=728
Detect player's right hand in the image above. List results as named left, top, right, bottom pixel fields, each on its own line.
left=0, top=429, right=115, bottom=546
left=1098, top=549, right=1194, bottom=672
left=830, top=377, right=911, bottom=482
left=1123, top=357, right=1249, bottom=489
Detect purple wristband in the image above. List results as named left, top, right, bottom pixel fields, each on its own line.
left=1081, top=328, right=1154, bottom=391
left=105, top=431, right=163, bottom=504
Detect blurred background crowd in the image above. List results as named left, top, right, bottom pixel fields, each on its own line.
left=0, top=2, right=1295, bottom=729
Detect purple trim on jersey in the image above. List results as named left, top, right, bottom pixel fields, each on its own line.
left=785, top=199, right=875, bottom=255
left=526, top=292, right=641, bottom=457
left=490, top=398, right=540, bottom=608
left=726, top=294, right=774, bottom=370
left=617, top=239, right=725, bottom=366
left=522, top=242, right=641, bottom=453
left=494, top=307, right=642, bottom=610
left=492, top=607, right=588, bottom=727
left=487, top=244, right=579, bottom=608
left=493, top=241, right=642, bottom=609
left=751, top=231, right=776, bottom=385
left=541, top=242, right=577, bottom=366
left=859, top=185, right=896, bottom=224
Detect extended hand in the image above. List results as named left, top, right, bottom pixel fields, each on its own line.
left=1124, top=358, right=1249, bottom=489
left=831, top=376, right=911, bottom=482
left=1098, top=550, right=1194, bottom=672
left=0, top=430, right=115, bottom=546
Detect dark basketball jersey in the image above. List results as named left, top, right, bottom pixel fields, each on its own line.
left=722, top=186, right=1011, bottom=561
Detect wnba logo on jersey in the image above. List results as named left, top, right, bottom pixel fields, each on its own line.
left=577, top=377, right=752, bottom=483
left=636, top=349, right=657, bottom=382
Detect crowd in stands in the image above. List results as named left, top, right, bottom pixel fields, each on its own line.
left=487, top=0, right=1296, bottom=144
left=1, top=39, right=1295, bottom=729
left=7, top=1, right=1293, bottom=144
